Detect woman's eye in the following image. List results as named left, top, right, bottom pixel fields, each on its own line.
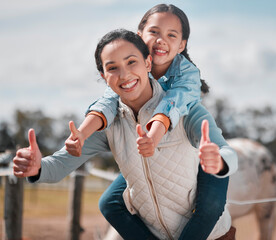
left=128, top=60, right=136, bottom=65
left=108, top=66, right=117, bottom=71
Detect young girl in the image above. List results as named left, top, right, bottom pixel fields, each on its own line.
left=65, top=4, right=237, bottom=239
left=14, top=29, right=237, bottom=240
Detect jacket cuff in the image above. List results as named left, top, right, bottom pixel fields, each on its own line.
left=87, top=111, right=107, bottom=131
left=146, top=114, right=170, bottom=133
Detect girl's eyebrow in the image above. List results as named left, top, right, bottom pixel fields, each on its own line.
left=105, top=55, right=138, bottom=67
left=148, top=25, right=179, bottom=34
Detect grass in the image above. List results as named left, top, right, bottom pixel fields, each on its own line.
left=0, top=177, right=105, bottom=219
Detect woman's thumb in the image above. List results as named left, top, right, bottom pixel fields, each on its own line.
left=136, top=124, right=146, bottom=137
left=28, top=128, right=38, bottom=150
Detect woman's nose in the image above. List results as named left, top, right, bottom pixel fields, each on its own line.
left=120, top=67, right=130, bottom=80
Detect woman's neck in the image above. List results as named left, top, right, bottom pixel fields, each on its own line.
left=121, top=81, right=153, bottom=117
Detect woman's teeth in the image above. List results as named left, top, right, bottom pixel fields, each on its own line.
left=121, top=80, right=137, bottom=89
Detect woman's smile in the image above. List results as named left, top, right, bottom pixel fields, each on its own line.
left=120, top=79, right=138, bottom=90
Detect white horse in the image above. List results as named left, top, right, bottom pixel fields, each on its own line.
left=227, top=138, right=276, bottom=240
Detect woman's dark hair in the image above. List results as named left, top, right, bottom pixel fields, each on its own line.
left=138, top=4, right=209, bottom=93
left=95, top=29, right=150, bottom=73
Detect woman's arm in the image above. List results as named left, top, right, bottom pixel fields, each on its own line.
left=29, top=131, right=110, bottom=183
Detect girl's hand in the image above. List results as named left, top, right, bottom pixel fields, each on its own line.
left=13, top=129, right=42, bottom=177
left=136, top=124, right=155, bottom=157
left=199, top=120, right=225, bottom=174
left=65, top=121, right=85, bottom=157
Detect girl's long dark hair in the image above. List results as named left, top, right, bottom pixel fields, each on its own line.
left=138, top=4, right=209, bottom=93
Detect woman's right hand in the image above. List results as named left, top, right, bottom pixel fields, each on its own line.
left=13, top=129, right=42, bottom=177
left=65, top=121, right=84, bottom=157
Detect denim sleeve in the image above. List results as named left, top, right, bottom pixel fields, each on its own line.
left=183, top=103, right=238, bottom=178
left=86, top=86, right=119, bottom=128
left=153, top=64, right=201, bottom=130
left=28, top=131, right=110, bottom=183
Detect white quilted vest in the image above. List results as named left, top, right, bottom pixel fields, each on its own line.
left=105, top=80, right=231, bottom=239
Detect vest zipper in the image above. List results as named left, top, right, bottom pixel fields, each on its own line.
left=142, top=156, right=174, bottom=240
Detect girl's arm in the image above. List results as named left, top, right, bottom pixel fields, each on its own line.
left=183, top=102, right=238, bottom=177
left=66, top=86, right=119, bottom=156
left=149, top=55, right=202, bottom=130
left=138, top=55, right=201, bottom=157
left=86, top=86, right=119, bottom=127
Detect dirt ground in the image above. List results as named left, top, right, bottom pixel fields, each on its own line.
left=1, top=215, right=109, bottom=240
left=2, top=212, right=276, bottom=240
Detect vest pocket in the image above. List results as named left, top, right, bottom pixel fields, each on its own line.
left=123, top=187, right=137, bottom=215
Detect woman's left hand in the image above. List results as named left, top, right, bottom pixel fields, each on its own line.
left=198, top=120, right=225, bottom=174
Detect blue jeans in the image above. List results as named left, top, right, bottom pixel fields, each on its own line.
left=99, top=165, right=229, bottom=240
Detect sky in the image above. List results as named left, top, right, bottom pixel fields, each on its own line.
left=1, top=0, right=276, bottom=123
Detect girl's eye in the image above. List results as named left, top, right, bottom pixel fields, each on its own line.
left=168, top=34, right=176, bottom=38
left=149, top=30, right=157, bottom=34
left=128, top=60, right=136, bottom=65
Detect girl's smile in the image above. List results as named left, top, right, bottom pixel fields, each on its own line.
left=139, top=12, right=186, bottom=79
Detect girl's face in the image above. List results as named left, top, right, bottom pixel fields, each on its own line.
left=139, top=12, right=186, bottom=77
left=100, top=39, right=152, bottom=113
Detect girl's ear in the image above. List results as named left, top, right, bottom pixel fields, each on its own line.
left=145, top=55, right=152, bottom=72
left=178, top=39, right=187, bottom=54
left=137, top=31, right=142, bottom=37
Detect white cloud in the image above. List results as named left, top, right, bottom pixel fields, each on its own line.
left=0, top=1, right=275, bottom=123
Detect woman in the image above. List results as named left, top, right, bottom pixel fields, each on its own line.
left=13, top=29, right=237, bottom=239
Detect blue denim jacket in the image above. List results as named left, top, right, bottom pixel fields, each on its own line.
left=86, top=54, right=201, bottom=129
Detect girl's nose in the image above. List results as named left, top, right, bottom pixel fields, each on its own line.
left=156, top=37, right=166, bottom=45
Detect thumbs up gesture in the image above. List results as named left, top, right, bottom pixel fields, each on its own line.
left=199, top=120, right=224, bottom=174
left=13, top=129, right=42, bottom=177
left=65, top=121, right=84, bottom=157
left=136, top=124, right=155, bottom=157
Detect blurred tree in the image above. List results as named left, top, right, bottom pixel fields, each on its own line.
left=0, top=122, right=15, bottom=152
left=13, top=110, right=54, bottom=155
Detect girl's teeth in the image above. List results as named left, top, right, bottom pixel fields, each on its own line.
left=121, top=80, right=137, bottom=89
left=155, top=49, right=166, bottom=53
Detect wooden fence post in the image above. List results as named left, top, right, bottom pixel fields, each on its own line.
left=4, top=176, right=24, bottom=240
left=67, top=164, right=85, bottom=240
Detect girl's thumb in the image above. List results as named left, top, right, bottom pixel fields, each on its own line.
left=28, top=128, right=38, bottom=150
left=69, top=121, right=79, bottom=139
left=136, top=124, right=146, bottom=137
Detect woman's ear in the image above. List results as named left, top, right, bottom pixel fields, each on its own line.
left=145, top=55, right=152, bottom=72
left=100, top=72, right=109, bottom=85
left=178, top=39, right=187, bottom=54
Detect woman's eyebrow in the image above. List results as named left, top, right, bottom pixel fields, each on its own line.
left=105, top=54, right=138, bottom=67
left=105, top=61, right=115, bottom=67
left=124, top=54, right=138, bottom=60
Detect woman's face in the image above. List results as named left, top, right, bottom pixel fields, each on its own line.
left=101, top=39, right=152, bottom=112
left=139, top=12, right=186, bottom=76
